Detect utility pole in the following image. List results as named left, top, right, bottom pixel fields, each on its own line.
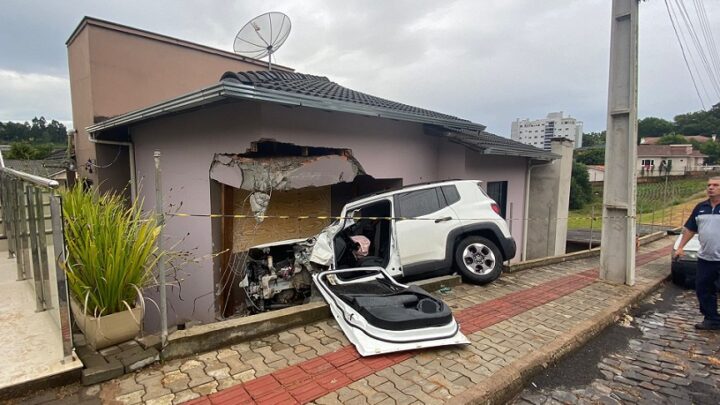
left=601, top=0, right=639, bottom=285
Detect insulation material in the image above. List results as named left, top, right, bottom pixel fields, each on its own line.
left=232, top=186, right=332, bottom=253
left=210, top=154, right=361, bottom=193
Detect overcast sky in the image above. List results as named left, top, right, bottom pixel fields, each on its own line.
left=1, top=0, right=718, bottom=135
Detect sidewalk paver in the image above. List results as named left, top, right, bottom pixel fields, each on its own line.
left=9, top=237, right=675, bottom=404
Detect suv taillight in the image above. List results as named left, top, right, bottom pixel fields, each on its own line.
left=491, top=203, right=501, bottom=215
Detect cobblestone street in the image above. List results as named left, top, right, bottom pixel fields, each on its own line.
left=513, top=286, right=720, bottom=404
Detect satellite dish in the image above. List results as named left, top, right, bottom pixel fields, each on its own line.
left=233, top=12, right=291, bottom=70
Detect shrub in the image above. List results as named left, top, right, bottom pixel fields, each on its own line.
left=570, top=161, right=592, bottom=210
left=61, top=185, right=162, bottom=316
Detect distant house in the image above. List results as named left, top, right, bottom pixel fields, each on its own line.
left=587, top=165, right=604, bottom=182
left=637, top=144, right=706, bottom=177
left=640, top=135, right=716, bottom=145
left=2, top=149, right=69, bottom=181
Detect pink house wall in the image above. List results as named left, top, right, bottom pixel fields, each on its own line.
left=130, top=101, right=527, bottom=326
left=465, top=152, right=528, bottom=256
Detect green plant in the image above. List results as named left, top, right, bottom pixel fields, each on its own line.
left=569, top=161, right=592, bottom=210
left=61, top=185, right=162, bottom=317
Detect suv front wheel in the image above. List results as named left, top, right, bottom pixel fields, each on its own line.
left=454, top=236, right=503, bottom=284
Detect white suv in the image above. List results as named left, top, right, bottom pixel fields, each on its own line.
left=241, top=180, right=515, bottom=312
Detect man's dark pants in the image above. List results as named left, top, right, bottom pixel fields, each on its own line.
left=696, top=259, right=720, bottom=325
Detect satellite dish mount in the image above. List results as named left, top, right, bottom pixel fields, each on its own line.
left=233, top=12, right=292, bottom=70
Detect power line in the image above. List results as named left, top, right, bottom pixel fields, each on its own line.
left=674, top=0, right=720, bottom=98
left=693, top=0, right=720, bottom=86
left=665, top=0, right=707, bottom=109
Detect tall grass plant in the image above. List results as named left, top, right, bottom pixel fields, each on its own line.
left=61, top=185, right=161, bottom=317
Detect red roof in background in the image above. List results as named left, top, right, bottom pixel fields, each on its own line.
left=637, top=144, right=707, bottom=158
left=641, top=135, right=713, bottom=145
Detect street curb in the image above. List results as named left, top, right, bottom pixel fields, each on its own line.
left=507, top=230, right=668, bottom=273
left=452, top=261, right=669, bottom=404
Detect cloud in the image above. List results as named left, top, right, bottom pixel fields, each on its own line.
left=0, top=0, right=718, bottom=133
left=0, top=69, right=72, bottom=123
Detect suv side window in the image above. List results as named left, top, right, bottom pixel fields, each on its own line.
left=440, top=185, right=460, bottom=206
left=396, top=188, right=442, bottom=218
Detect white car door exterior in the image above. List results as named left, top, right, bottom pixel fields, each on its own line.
left=313, top=268, right=469, bottom=357
left=394, top=187, right=461, bottom=266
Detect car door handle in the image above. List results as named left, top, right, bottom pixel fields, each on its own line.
left=435, top=216, right=452, bottom=223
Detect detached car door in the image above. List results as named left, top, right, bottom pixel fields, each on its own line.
left=313, top=267, right=469, bottom=356
left=394, top=187, right=461, bottom=274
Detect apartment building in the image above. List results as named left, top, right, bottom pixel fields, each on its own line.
left=511, top=112, right=583, bottom=150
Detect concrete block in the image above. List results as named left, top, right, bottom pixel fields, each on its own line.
left=81, top=358, right=124, bottom=385
left=137, top=334, right=162, bottom=350
left=411, top=275, right=462, bottom=291
left=76, top=346, right=107, bottom=369
left=118, top=340, right=140, bottom=351
left=99, top=345, right=121, bottom=357
left=121, top=347, right=160, bottom=372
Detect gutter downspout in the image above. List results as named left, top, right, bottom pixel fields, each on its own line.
left=88, top=134, right=137, bottom=201
left=522, top=159, right=555, bottom=261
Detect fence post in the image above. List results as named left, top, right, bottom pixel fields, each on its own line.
left=154, top=151, right=168, bottom=356
left=50, top=193, right=74, bottom=359
left=16, top=180, right=29, bottom=281
left=25, top=185, right=44, bottom=311
left=682, top=206, right=686, bottom=227
left=35, top=188, right=51, bottom=308
left=670, top=205, right=674, bottom=228
left=589, top=205, right=595, bottom=251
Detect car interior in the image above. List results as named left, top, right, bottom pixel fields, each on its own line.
left=333, top=200, right=392, bottom=270
left=319, top=269, right=453, bottom=331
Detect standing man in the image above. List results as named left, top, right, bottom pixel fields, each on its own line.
left=675, top=177, right=720, bottom=330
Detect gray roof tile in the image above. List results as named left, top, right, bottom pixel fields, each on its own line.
left=221, top=71, right=471, bottom=123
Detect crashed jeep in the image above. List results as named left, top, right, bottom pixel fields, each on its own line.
left=239, top=179, right=515, bottom=313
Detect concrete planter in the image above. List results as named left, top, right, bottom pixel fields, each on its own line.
left=70, top=299, right=143, bottom=350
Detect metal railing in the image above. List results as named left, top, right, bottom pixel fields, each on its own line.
left=0, top=160, right=73, bottom=360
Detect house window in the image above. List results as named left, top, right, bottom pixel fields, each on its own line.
left=641, top=159, right=654, bottom=166
left=486, top=181, right=508, bottom=219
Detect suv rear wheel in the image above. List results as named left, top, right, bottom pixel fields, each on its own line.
left=454, top=236, right=503, bottom=284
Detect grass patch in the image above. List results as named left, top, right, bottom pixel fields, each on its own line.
left=568, top=178, right=707, bottom=230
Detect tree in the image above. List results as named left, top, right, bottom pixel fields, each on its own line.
left=674, top=107, right=720, bottom=135
left=700, top=141, right=720, bottom=164
left=657, top=133, right=688, bottom=145
left=5, top=141, right=54, bottom=160
left=569, top=161, right=592, bottom=210
left=574, top=148, right=605, bottom=165
left=0, top=117, right=67, bottom=144
left=582, top=131, right=606, bottom=148
left=638, top=117, right=674, bottom=138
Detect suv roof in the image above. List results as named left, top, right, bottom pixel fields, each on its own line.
left=345, top=179, right=482, bottom=208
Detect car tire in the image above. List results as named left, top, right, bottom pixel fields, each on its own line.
left=454, top=236, right=503, bottom=284
left=670, top=266, right=686, bottom=287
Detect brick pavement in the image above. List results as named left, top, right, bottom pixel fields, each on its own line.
left=512, top=288, right=720, bottom=404
left=10, top=237, right=674, bottom=405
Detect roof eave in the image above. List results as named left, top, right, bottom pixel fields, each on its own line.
left=88, top=81, right=487, bottom=135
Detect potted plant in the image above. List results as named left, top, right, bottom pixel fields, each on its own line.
left=61, top=185, right=162, bottom=350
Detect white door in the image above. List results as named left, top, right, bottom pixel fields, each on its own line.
left=394, top=187, right=460, bottom=266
